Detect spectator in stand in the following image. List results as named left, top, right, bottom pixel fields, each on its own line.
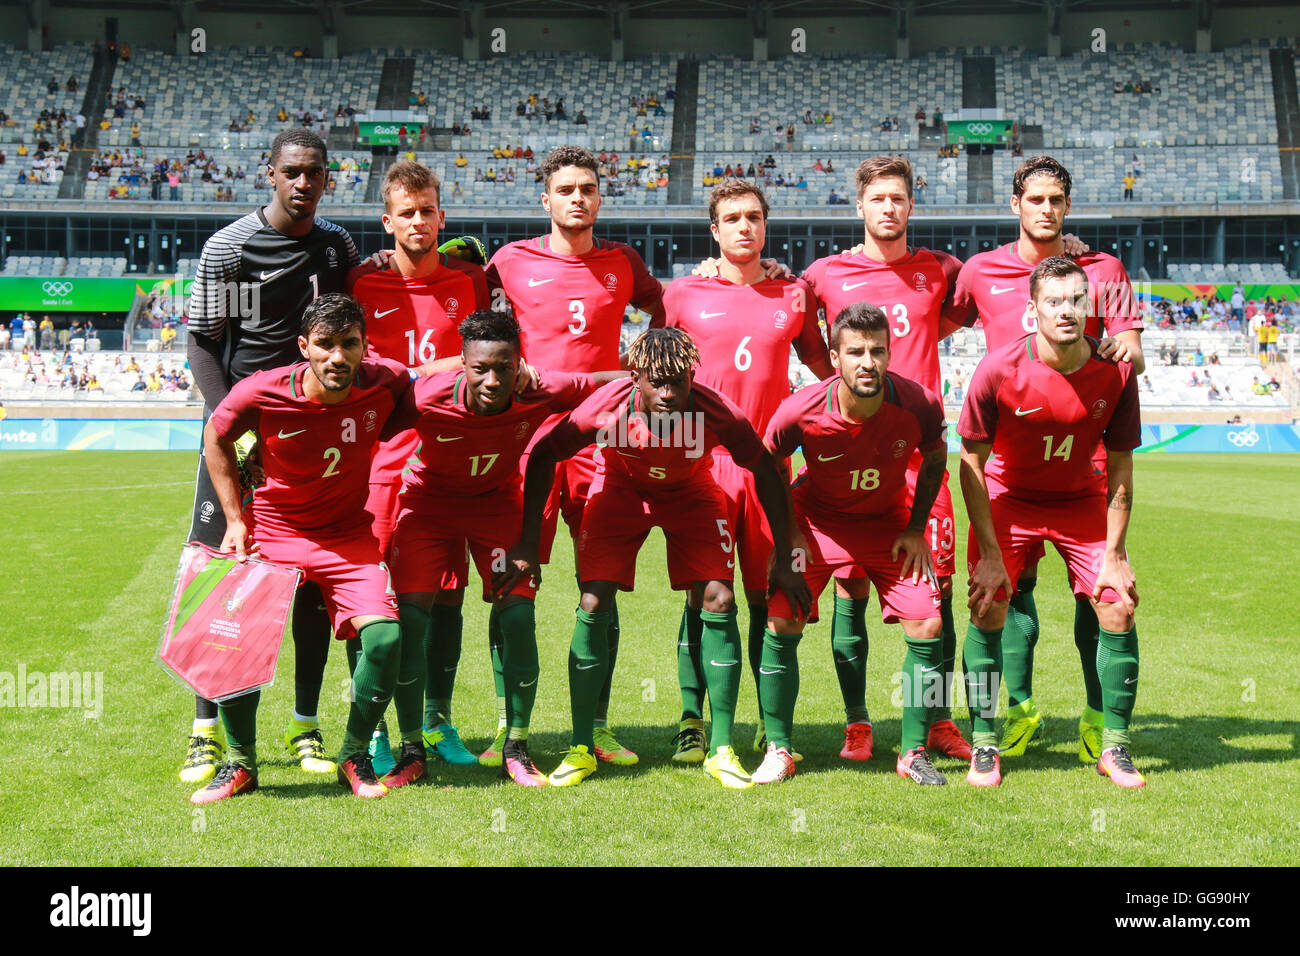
left=1122, top=171, right=1136, bottom=201
left=39, top=315, right=54, bottom=349
left=574, top=109, right=588, bottom=125
left=915, top=174, right=928, bottom=203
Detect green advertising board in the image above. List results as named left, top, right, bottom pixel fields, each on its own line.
left=0, top=276, right=193, bottom=312
left=947, top=119, right=1014, bottom=145
left=1144, top=282, right=1300, bottom=301
left=357, top=121, right=426, bottom=146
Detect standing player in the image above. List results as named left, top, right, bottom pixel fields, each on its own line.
left=193, top=294, right=412, bottom=803
left=953, top=155, right=1145, bottom=763
left=760, top=303, right=949, bottom=785
left=664, top=179, right=832, bottom=762
left=383, top=310, right=621, bottom=787
left=485, top=145, right=666, bottom=767
left=181, top=128, right=361, bottom=785
left=959, top=257, right=1144, bottom=789
left=350, top=159, right=491, bottom=770
left=499, top=327, right=811, bottom=789
left=799, top=155, right=972, bottom=763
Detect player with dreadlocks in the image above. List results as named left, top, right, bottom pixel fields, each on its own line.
left=498, top=327, right=811, bottom=788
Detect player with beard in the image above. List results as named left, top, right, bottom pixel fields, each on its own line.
left=959, top=257, right=1144, bottom=788
left=349, top=159, right=492, bottom=772
left=180, top=128, right=361, bottom=785
left=798, top=155, right=972, bottom=765
left=953, top=155, right=1145, bottom=764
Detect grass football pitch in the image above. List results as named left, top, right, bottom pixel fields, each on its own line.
left=1, top=451, right=1296, bottom=866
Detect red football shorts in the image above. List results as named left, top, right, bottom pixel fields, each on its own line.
left=711, top=450, right=773, bottom=593
left=966, top=492, right=1121, bottom=604
left=254, top=524, right=398, bottom=641
left=389, top=492, right=536, bottom=601
left=769, top=496, right=941, bottom=625
left=367, top=481, right=467, bottom=589
left=576, top=471, right=734, bottom=591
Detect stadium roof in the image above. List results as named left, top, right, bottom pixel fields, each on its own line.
left=16, top=0, right=1300, bottom=20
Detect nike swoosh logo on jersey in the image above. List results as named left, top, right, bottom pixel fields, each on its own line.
left=277, top=429, right=307, bottom=439
left=841, top=280, right=869, bottom=292
left=374, top=307, right=399, bottom=318
left=527, top=277, right=554, bottom=287
left=436, top=434, right=463, bottom=442
left=990, top=285, right=1016, bottom=294
left=259, top=268, right=286, bottom=281
left=699, top=310, right=726, bottom=319
left=1014, top=407, right=1042, bottom=416
left=817, top=453, right=845, bottom=461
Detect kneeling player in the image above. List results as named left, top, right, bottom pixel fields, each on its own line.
left=761, top=303, right=949, bottom=785
left=384, top=310, right=617, bottom=787
left=959, top=257, right=1144, bottom=789
left=194, top=294, right=411, bottom=803
left=500, top=327, right=810, bottom=789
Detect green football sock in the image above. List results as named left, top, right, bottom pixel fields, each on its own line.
left=341, top=620, right=401, bottom=760
left=933, top=593, right=957, bottom=721
left=962, top=622, right=1003, bottom=749
left=569, top=608, right=611, bottom=751
left=746, top=603, right=767, bottom=719
left=487, top=603, right=507, bottom=730
left=1097, top=624, right=1139, bottom=750
left=676, top=602, right=705, bottom=721
left=1003, top=578, right=1039, bottom=708
left=394, top=602, right=429, bottom=744
left=498, top=601, right=539, bottom=735
left=424, top=602, right=463, bottom=725
left=700, top=607, right=742, bottom=754
left=1075, top=598, right=1104, bottom=712
left=345, top=636, right=360, bottom=676
left=901, top=635, right=943, bottom=752
left=595, top=597, right=620, bottom=725
left=831, top=595, right=870, bottom=725
left=758, top=629, right=801, bottom=750
left=219, top=689, right=259, bottom=770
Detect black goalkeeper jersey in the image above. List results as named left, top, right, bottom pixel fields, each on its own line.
left=185, top=207, right=360, bottom=389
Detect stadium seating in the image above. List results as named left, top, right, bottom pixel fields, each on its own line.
left=415, top=52, right=676, bottom=155
left=0, top=253, right=128, bottom=276
left=998, top=46, right=1277, bottom=148
left=991, top=146, right=1282, bottom=204
left=0, top=350, right=193, bottom=403
left=696, top=53, right=959, bottom=153
left=691, top=150, right=965, bottom=206
left=1166, top=262, right=1292, bottom=283
left=102, top=46, right=380, bottom=150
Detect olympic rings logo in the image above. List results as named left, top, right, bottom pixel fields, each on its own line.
left=1227, top=429, right=1259, bottom=447
left=42, top=281, right=74, bottom=296
left=967, top=122, right=993, bottom=135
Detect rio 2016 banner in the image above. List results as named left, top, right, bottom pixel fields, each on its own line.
left=357, top=121, right=425, bottom=145
left=0, top=276, right=193, bottom=312
left=947, top=120, right=1014, bottom=145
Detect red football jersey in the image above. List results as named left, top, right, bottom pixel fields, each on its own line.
left=953, top=243, right=1143, bottom=355
left=389, top=368, right=597, bottom=500
left=766, top=372, right=946, bottom=520
left=664, top=275, right=827, bottom=433
left=209, top=358, right=411, bottom=536
left=352, top=256, right=491, bottom=483
left=543, top=377, right=765, bottom=491
left=801, top=247, right=967, bottom=396
left=958, top=336, right=1141, bottom=500
left=485, top=236, right=666, bottom=372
